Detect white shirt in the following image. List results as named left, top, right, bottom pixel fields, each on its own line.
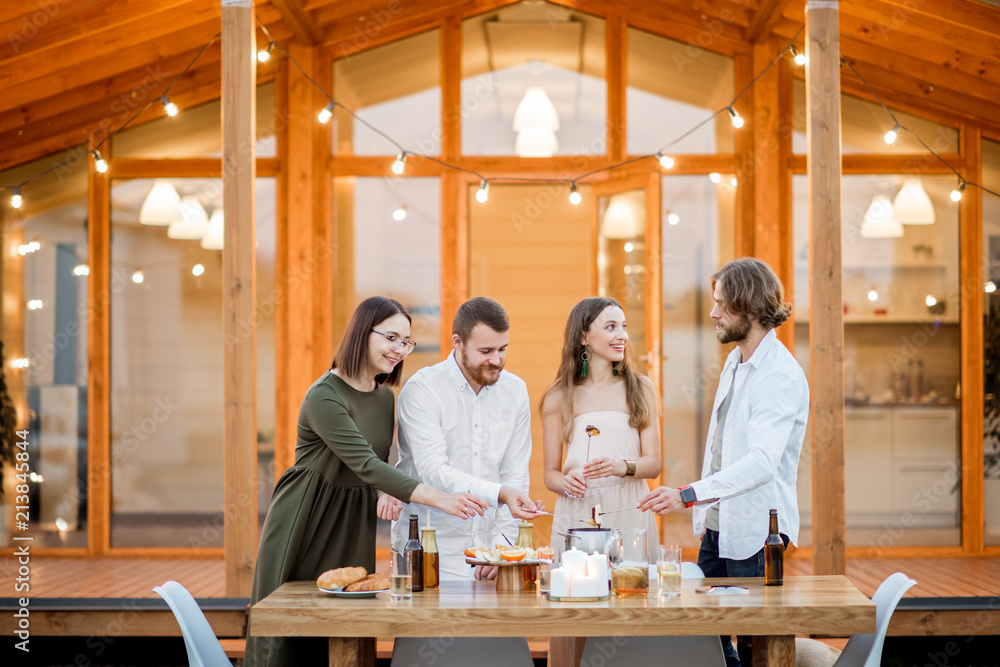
left=392, top=352, right=533, bottom=579
left=690, top=329, right=810, bottom=560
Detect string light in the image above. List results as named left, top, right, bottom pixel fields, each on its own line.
left=73, top=264, right=90, bottom=276
left=18, top=240, right=40, bottom=255
left=92, top=150, right=108, bottom=173
left=730, top=176, right=738, bottom=187
left=950, top=182, right=966, bottom=202
left=790, top=45, right=807, bottom=66
left=667, top=211, right=680, bottom=226
left=868, top=288, right=879, bottom=302
left=317, top=102, right=334, bottom=124
left=392, top=206, right=407, bottom=221
left=257, top=42, right=274, bottom=63
left=727, top=107, right=744, bottom=129
left=27, top=299, right=43, bottom=310
left=11, top=187, right=23, bottom=209
left=883, top=125, right=899, bottom=145
left=161, top=95, right=179, bottom=117
left=12, top=358, right=29, bottom=369
left=131, top=269, right=145, bottom=284
left=569, top=183, right=582, bottom=205
left=709, top=172, right=722, bottom=184
left=657, top=153, right=674, bottom=169
left=475, top=180, right=489, bottom=203
left=391, top=152, right=407, bottom=175
left=987, top=281, right=997, bottom=294
left=624, top=241, right=634, bottom=252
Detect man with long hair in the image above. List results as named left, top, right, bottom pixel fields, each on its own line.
left=393, top=297, right=542, bottom=581
left=639, top=258, right=810, bottom=667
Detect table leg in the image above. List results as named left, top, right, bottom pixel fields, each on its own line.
left=328, top=637, right=377, bottom=667
left=752, top=635, right=795, bottom=667
left=548, top=637, right=586, bottom=667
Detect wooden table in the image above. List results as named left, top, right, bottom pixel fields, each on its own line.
left=251, top=575, right=875, bottom=666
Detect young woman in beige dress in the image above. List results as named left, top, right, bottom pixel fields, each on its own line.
left=541, top=297, right=661, bottom=560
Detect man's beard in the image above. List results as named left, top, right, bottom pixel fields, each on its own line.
left=458, top=350, right=504, bottom=387
left=717, top=313, right=751, bottom=344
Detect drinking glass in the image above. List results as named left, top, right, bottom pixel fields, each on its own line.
left=390, top=550, right=412, bottom=601
left=657, top=544, right=682, bottom=599
left=605, top=528, right=648, bottom=597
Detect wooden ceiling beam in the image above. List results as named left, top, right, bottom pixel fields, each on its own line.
left=875, top=0, right=1000, bottom=39
left=268, top=0, right=322, bottom=45
left=745, top=0, right=790, bottom=43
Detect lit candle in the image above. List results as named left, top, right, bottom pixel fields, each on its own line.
left=561, top=548, right=588, bottom=579
left=586, top=553, right=609, bottom=596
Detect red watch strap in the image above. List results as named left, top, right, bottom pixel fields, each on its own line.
left=680, top=485, right=696, bottom=508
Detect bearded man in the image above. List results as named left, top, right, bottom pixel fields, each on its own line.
left=392, top=297, right=541, bottom=580
left=638, top=258, right=810, bottom=667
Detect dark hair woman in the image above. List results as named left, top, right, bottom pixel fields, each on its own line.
left=540, top=297, right=661, bottom=560
left=246, top=296, right=487, bottom=667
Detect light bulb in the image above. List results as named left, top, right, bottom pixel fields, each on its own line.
left=883, top=127, right=899, bottom=145
left=925, top=295, right=937, bottom=307
left=257, top=43, right=274, bottom=62
left=475, top=181, right=489, bottom=203
left=730, top=177, right=738, bottom=187
left=12, top=358, right=29, bottom=369
left=392, top=206, right=407, bottom=221
left=93, top=151, right=108, bottom=173
left=709, top=172, right=722, bottom=184
left=132, top=270, right=145, bottom=284
left=950, top=183, right=966, bottom=202
left=11, top=188, right=23, bottom=208
left=569, top=184, right=582, bottom=205
left=624, top=242, right=634, bottom=252
left=658, top=154, right=674, bottom=169
left=667, top=212, right=680, bottom=226
left=27, top=299, right=43, bottom=310
left=728, top=107, right=744, bottom=129
left=73, top=264, right=90, bottom=276
left=867, top=288, right=879, bottom=302
left=391, top=152, right=407, bottom=175
left=317, top=102, right=333, bottom=124
left=192, top=263, right=205, bottom=277
left=794, top=53, right=807, bottom=66
left=162, top=96, right=179, bottom=117
left=986, top=281, right=997, bottom=294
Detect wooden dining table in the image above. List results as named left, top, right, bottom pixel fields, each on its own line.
left=250, top=575, right=875, bottom=666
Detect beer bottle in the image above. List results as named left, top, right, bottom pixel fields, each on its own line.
left=405, top=515, right=424, bottom=592
left=764, top=509, right=783, bottom=586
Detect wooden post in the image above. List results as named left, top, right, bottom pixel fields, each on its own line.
left=606, top=14, right=626, bottom=163
left=734, top=46, right=756, bottom=258
left=87, top=136, right=111, bottom=556
left=806, top=0, right=846, bottom=576
left=959, top=125, right=984, bottom=554
left=222, top=0, right=258, bottom=597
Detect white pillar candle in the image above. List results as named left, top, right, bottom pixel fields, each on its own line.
left=561, top=547, right=588, bottom=579
left=586, top=552, right=608, bottom=580
left=572, top=575, right=599, bottom=597
left=550, top=567, right=571, bottom=597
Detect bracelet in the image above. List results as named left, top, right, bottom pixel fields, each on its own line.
left=624, top=459, right=637, bottom=477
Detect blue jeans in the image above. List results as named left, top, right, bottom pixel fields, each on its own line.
left=697, top=529, right=788, bottom=667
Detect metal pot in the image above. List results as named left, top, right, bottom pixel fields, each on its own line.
left=565, top=527, right=612, bottom=555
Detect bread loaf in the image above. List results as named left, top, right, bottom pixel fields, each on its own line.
left=317, top=566, right=367, bottom=590
left=345, top=573, right=391, bottom=592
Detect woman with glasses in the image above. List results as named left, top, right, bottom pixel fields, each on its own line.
left=247, top=296, right=487, bottom=667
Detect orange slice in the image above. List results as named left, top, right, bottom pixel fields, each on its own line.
left=537, top=546, right=554, bottom=560
left=464, top=547, right=478, bottom=558
left=501, top=547, right=527, bottom=561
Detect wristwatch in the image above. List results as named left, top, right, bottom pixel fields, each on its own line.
left=679, top=485, right=697, bottom=508
left=624, top=460, right=637, bottom=477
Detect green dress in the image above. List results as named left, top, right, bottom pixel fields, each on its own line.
left=245, top=371, right=419, bottom=667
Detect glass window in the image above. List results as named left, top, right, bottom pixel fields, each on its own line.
left=461, top=3, right=606, bottom=157
left=660, top=175, right=729, bottom=549
left=982, top=138, right=1000, bottom=546
left=1, top=146, right=89, bottom=549
left=793, top=174, right=961, bottom=548
left=113, top=83, right=278, bottom=158
left=333, top=31, right=441, bottom=156
left=109, top=177, right=275, bottom=548
left=792, top=81, right=958, bottom=155
left=627, top=28, right=735, bottom=155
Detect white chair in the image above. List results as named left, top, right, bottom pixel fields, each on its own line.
left=581, top=635, right=725, bottom=667
left=796, top=572, right=917, bottom=667
left=153, top=580, right=232, bottom=667
left=391, top=638, right=533, bottom=667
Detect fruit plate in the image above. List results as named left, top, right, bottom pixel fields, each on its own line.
left=317, top=586, right=386, bottom=598
left=464, top=557, right=545, bottom=566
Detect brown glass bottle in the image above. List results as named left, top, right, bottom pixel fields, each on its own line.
left=405, top=515, right=424, bottom=592
left=764, top=509, right=783, bottom=586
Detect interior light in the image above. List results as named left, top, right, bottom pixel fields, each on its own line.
left=925, top=295, right=937, bottom=307
left=201, top=210, right=224, bottom=250
left=317, top=102, right=334, bottom=124
left=986, top=281, right=997, bottom=294
left=12, top=358, right=29, bottom=369
left=730, top=177, right=738, bottom=187
left=139, top=180, right=183, bottom=226
left=167, top=196, right=209, bottom=240
left=27, top=299, right=43, bottom=310
left=73, top=264, right=90, bottom=276
left=860, top=195, right=903, bottom=239
left=132, top=270, right=145, bottom=284
left=55, top=517, right=68, bottom=532
left=392, top=206, right=407, bottom=221
left=624, top=242, right=634, bottom=252
left=475, top=181, right=489, bottom=203
left=667, top=212, right=680, bottom=226
left=891, top=178, right=935, bottom=225
left=867, top=288, right=879, bottom=302
left=391, top=152, right=407, bottom=175
left=192, top=263, right=205, bottom=277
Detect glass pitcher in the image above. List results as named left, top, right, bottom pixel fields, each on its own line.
left=604, top=528, right=649, bottom=597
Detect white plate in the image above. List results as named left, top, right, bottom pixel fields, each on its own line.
left=317, top=586, right=386, bottom=598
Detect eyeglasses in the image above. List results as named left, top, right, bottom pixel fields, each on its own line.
left=371, top=329, right=416, bottom=354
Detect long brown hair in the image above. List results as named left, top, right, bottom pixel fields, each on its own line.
left=540, top=297, right=652, bottom=445
left=331, top=296, right=411, bottom=387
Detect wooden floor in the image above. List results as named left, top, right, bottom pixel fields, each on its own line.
left=2, top=554, right=998, bottom=599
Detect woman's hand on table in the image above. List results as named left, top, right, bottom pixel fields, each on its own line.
left=583, top=456, right=623, bottom=480
left=561, top=470, right=588, bottom=498
left=376, top=491, right=403, bottom=521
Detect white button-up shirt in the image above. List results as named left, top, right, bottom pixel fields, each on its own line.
left=690, top=329, right=810, bottom=560
left=392, top=352, right=533, bottom=579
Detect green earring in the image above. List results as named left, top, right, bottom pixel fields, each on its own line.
left=580, top=346, right=590, bottom=378
left=612, top=362, right=619, bottom=377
